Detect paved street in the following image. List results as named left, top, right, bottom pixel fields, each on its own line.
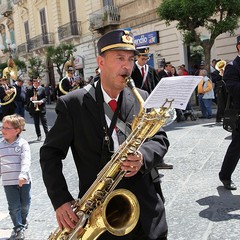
left=0, top=104, right=240, bottom=240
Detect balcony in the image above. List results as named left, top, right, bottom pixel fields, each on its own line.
left=58, top=21, right=81, bottom=42
left=17, top=43, right=27, bottom=55
left=89, top=5, right=120, bottom=32
left=0, top=0, right=12, bottom=17
left=28, top=33, right=54, bottom=51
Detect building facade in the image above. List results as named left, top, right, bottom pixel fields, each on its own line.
left=1, top=0, right=240, bottom=85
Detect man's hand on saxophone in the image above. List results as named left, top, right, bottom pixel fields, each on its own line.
left=56, top=201, right=78, bottom=231
left=122, top=151, right=144, bottom=177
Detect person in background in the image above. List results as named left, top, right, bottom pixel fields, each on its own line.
left=40, top=29, right=169, bottom=240
left=131, top=46, right=173, bottom=169
left=0, top=114, right=31, bottom=240
left=211, top=59, right=228, bottom=123
left=0, top=76, right=16, bottom=117
left=171, top=66, right=178, bottom=76
left=13, top=77, right=26, bottom=118
left=197, top=69, right=215, bottom=119
left=210, top=59, right=217, bottom=73
left=219, top=36, right=240, bottom=190
left=25, top=78, right=48, bottom=141
left=131, top=45, right=159, bottom=93
left=58, top=67, right=77, bottom=96
left=158, top=61, right=173, bottom=79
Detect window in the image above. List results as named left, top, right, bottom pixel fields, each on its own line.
left=68, top=0, right=78, bottom=35
left=103, top=0, right=114, bottom=6
left=40, top=8, right=48, bottom=43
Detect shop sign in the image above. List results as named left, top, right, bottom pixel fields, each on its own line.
left=134, top=31, right=159, bottom=47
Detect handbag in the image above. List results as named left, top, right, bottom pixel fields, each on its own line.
left=223, top=94, right=240, bottom=132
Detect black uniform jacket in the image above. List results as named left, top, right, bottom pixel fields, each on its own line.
left=40, top=84, right=169, bottom=238
left=223, top=56, right=240, bottom=109
left=25, top=86, right=47, bottom=114
left=58, top=76, right=73, bottom=96
left=157, top=69, right=169, bottom=80
left=131, top=63, right=159, bottom=93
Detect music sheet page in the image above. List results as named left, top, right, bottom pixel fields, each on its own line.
left=143, top=76, right=202, bottom=110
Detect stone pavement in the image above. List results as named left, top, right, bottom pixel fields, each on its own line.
left=0, top=104, right=240, bottom=240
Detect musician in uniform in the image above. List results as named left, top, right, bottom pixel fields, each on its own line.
left=131, top=46, right=159, bottom=93
left=40, top=29, right=169, bottom=239
left=219, top=36, right=240, bottom=190
left=13, top=77, right=26, bottom=118
left=131, top=46, right=173, bottom=170
left=0, top=76, right=16, bottom=117
left=58, top=66, right=78, bottom=96
left=25, top=77, right=48, bottom=141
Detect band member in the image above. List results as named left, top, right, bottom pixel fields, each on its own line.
left=0, top=76, right=16, bottom=117
left=13, top=77, right=26, bottom=118
left=25, top=77, right=49, bottom=141
left=58, top=67, right=79, bottom=96
left=40, top=29, right=169, bottom=239
left=131, top=46, right=159, bottom=93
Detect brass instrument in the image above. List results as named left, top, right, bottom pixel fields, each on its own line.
left=58, top=78, right=80, bottom=95
left=0, top=84, right=17, bottom=106
left=48, top=77, right=174, bottom=240
left=59, top=55, right=77, bottom=95
left=215, top=60, right=226, bottom=76
left=33, top=90, right=40, bottom=111
left=2, top=57, right=18, bottom=82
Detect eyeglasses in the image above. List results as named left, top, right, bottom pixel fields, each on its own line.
left=140, top=57, right=150, bottom=61
left=1, top=127, right=16, bottom=131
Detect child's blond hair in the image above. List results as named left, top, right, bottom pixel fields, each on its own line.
left=2, top=114, right=25, bottom=134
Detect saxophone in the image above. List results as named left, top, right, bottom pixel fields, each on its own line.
left=48, top=77, right=174, bottom=240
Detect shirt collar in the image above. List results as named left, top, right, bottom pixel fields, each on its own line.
left=135, top=61, right=145, bottom=71
left=101, top=83, right=119, bottom=103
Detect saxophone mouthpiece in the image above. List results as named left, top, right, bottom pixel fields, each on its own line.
left=125, top=77, right=136, bottom=90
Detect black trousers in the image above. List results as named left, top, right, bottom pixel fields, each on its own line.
left=219, top=130, right=240, bottom=180
left=32, top=111, right=49, bottom=137
left=2, top=103, right=15, bottom=117
left=99, top=222, right=168, bottom=240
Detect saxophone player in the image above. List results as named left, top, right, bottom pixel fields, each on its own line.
left=40, top=29, right=169, bottom=240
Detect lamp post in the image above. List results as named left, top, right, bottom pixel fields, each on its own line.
left=0, top=39, right=16, bottom=57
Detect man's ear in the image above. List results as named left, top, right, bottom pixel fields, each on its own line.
left=97, top=55, right=104, bottom=70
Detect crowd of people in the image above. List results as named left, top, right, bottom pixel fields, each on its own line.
left=0, top=29, right=240, bottom=240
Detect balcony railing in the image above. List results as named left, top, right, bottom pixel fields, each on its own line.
left=58, top=21, right=81, bottom=41
left=89, top=5, right=120, bottom=31
left=17, top=43, right=27, bottom=55
left=28, top=33, right=54, bottom=51
left=0, top=0, right=12, bottom=17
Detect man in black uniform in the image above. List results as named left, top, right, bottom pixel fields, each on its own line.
left=0, top=77, right=16, bottom=117
left=40, top=29, right=169, bottom=239
left=25, top=78, right=48, bottom=141
left=131, top=46, right=159, bottom=93
left=219, top=36, right=240, bottom=190
left=131, top=46, right=173, bottom=170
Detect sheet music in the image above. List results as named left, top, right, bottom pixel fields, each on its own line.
left=143, top=76, right=202, bottom=110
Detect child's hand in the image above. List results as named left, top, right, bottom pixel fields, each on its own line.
left=19, top=178, right=27, bottom=187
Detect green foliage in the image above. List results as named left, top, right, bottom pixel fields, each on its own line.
left=157, top=0, right=240, bottom=72
left=14, top=58, right=26, bottom=72
left=46, top=43, right=76, bottom=79
left=157, top=0, right=240, bottom=44
left=27, top=56, right=46, bottom=79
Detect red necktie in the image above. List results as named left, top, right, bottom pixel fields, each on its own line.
left=141, top=67, right=145, bottom=78
left=108, top=99, right=117, bottom=112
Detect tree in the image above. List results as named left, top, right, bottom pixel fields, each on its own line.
left=46, top=43, right=76, bottom=80
left=157, top=0, right=240, bottom=73
left=27, top=56, right=46, bottom=79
